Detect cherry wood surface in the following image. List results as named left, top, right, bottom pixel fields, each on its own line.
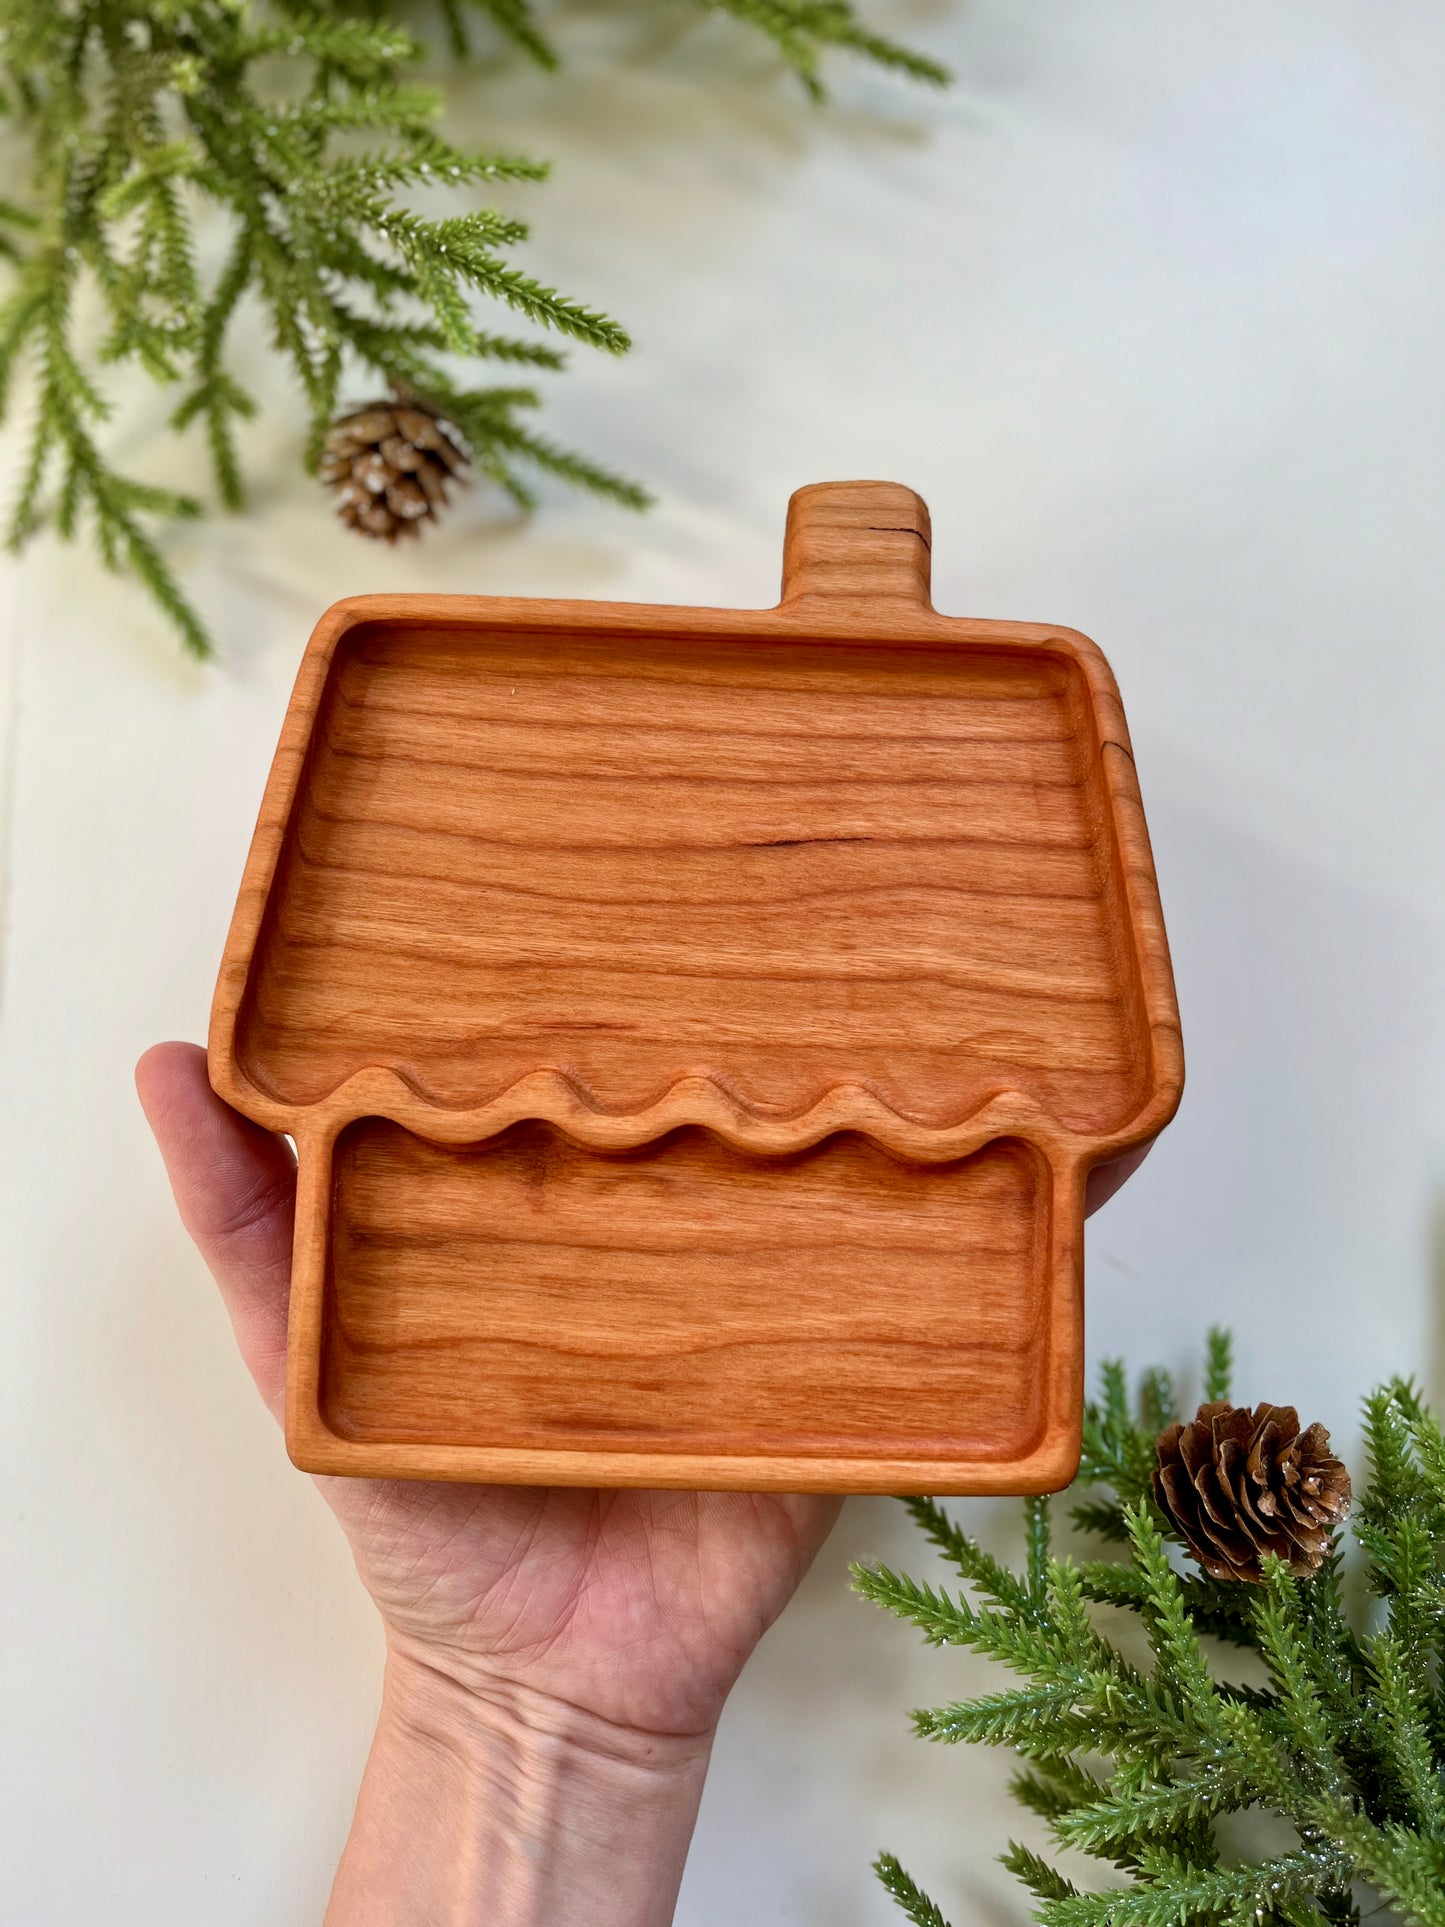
left=323, top=1123, right=1049, bottom=1465
left=211, top=481, right=1182, bottom=1492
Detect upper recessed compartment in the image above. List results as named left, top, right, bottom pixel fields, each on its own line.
left=232, top=616, right=1152, bottom=1142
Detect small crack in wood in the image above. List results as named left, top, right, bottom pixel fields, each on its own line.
left=748, top=835, right=874, bottom=848
left=867, top=524, right=931, bottom=548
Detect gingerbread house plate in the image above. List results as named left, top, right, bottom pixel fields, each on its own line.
left=210, top=482, right=1182, bottom=1492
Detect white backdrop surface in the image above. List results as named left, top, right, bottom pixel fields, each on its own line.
left=4, top=1, right=1445, bottom=1920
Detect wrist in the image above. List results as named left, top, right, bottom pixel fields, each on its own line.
left=325, top=1638, right=715, bottom=1927
left=384, top=1631, right=719, bottom=1767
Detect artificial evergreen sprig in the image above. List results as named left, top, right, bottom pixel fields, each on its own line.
left=855, top=1333, right=1445, bottom=1927
left=0, top=0, right=945, bottom=656
left=438, top=0, right=948, bottom=97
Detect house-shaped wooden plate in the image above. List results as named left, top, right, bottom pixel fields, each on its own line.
left=211, top=482, right=1182, bottom=1493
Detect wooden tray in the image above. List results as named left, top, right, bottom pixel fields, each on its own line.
left=210, top=481, right=1182, bottom=1493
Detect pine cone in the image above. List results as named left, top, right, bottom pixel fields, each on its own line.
left=319, top=397, right=469, bottom=541
left=1153, top=1402, right=1351, bottom=1582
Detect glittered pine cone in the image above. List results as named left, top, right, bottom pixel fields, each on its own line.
left=1153, top=1402, right=1351, bottom=1583
left=319, top=396, right=469, bottom=542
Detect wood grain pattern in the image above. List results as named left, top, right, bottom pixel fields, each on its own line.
left=210, top=481, right=1183, bottom=1492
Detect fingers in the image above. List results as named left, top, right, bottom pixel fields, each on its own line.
left=1084, top=1137, right=1155, bottom=1218
left=136, top=1041, right=296, bottom=1420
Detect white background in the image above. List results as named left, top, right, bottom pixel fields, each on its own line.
left=4, top=0, right=1445, bottom=1919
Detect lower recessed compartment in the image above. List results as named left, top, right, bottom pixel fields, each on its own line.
left=318, top=1119, right=1055, bottom=1467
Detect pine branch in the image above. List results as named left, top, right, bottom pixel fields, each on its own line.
left=1076, top=1557, right=1257, bottom=1648
left=704, top=0, right=948, bottom=100
left=1070, top=1498, right=1133, bottom=1544
left=874, top=1853, right=955, bottom=1927
left=1010, top=1755, right=1106, bottom=1821
left=0, top=0, right=942, bottom=653
left=1312, top=1801, right=1445, bottom=1927
left=444, top=387, right=653, bottom=510
left=1368, top=1629, right=1444, bottom=1833
left=851, top=1563, right=983, bottom=1649
left=1122, top=1504, right=1221, bottom=1723
left=899, top=1495, right=1042, bottom=1619
left=1026, top=1495, right=1053, bottom=1603
left=863, top=1337, right=1445, bottom=1927
left=457, top=0, right=561, bottom=71
left=1051, top=1764, right=1251, bottom=1859
left=1137, top=1366, right=1179, bottom=1437
left=1078, top=1356, right=1161, bottom=1506
left=1000, top=1842, right=1080, bottom=1906
left=1252, top=1560, right=1350, bottom=1795
left=911, top=1683, right=1093, bottom=1752
left=1041, top=1847, right=1356, bottom=1927
left=1203, top=1326, right=1234, bottom=1404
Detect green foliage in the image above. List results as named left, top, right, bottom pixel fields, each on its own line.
left=855, top=1334, right=1445, bottom=1927
left=876, top=1852, right=954, bottom=1927
left=0, top=0, right=944, bottom=656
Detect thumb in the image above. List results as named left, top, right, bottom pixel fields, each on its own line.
left=136, top=1041, right=296, bottom=1420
